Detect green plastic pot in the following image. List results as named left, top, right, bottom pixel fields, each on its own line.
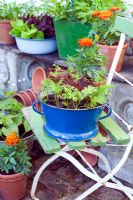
left=54, top=19, right=92, bottom=59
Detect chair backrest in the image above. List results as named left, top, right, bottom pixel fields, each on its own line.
left=107, top=16, right=133, bottom=84
left=106, top=16, right=133, bottom=132
left=114, top=16, right=133, bottom=38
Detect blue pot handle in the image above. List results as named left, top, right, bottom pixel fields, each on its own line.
left=99, top=105, right=112, bottom=121
left=32, top=100, right=43, bottom=116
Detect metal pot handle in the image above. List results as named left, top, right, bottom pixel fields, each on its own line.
left=99, top=105, right=112, bottom=121
left=32, top=100, right=43, bottom=116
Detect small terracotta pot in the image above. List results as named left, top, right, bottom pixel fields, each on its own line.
left=32, top=67, right=46, bottom=94
left=13, top=93, right=27, bottom=106
left=19, top=91, right=33, bottom=106
left=97, top=43, right=128, bottom=72
left=14, top=90, right=37, bottom=107
left=0, top=20, right=15, bottom=44
left=26, top=89, right=37, bottom=102
left=0, top=173, right=27, bottom=200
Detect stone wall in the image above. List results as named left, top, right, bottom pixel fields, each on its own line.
left=0, top=44, right=59, bottom=94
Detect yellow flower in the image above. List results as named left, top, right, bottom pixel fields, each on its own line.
left=95, top=34, right=100, bottom=41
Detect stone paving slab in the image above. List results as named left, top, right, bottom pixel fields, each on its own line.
left=0, top=141, right=132, bottom=200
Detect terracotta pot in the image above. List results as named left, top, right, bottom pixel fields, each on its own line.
left=0, top=20, right=15, bottom=44
left=26, top=89, right=37, bottom=102
left=19, top=91, right=33, bottom=106
left=97, top=43, right=128, bottom=72
left=13, top=93, right=27, bottom=106
left=0, top=173, right=27, bottom=200
left=14, top=90, right=37, bottom=107
left=32, top=67, right=46, bottom=94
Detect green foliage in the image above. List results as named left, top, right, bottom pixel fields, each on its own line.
left=40, top=0, right=126, bottom=22
left=40, top=0, right=71, bottom=20
left=0, top=98, right=31, bottom=137
left=67, top=45, right=107, bottom=82
left=40, top=75, right=112, bottom=109
left=89, top=13, right=121, bottom=46
left=74, top=0, right=126, bottom=23
left=0, top=141, right=32, bottom=175
left=10, top=20, right=44, bottom=39
left=0, top=0, right=36, bottom=20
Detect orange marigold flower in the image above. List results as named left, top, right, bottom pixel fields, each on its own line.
left=92, top=11, right=101, bottom=17
left=78, top=38, right=94, bottom=47
left=5, top=132, right=20, bottom=146
left=98, top=10, right=113, bottom=20
left=110, top=7, right=120, bottom=12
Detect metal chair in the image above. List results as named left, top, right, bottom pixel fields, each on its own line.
left=23, top=16, right=133, bottom=200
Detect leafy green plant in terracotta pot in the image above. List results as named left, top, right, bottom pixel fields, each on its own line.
left=32, top=38, right=112, bottom=142
left=89, top=0, right=127, bottom=72
left=0, top=0, right=36, bottom=44
left=10, top=16, right=57, bottom=54
left=0, top=132, right=32, bottom=200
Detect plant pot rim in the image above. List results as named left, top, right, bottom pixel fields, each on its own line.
left=32, top=67, right=46, bottom=94
left=27, top=89, right=37, bottom=100
left=97, top=42, right=128, bottom=49
left=12, top=36, right=56, bottom=41
left=54, top=18, right=91, bottom=24
left=0, top=20, right=12, bottom=23
left=0, top=172, right=24, bottom=179
left=41, top=101, right=105, bottom=111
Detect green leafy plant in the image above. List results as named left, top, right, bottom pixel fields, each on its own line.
left=89, top=1, right=126, bottom=45
left=74, top=0, right=126, bottom=23
left=40, top=62, right=112, bottom=109
left=0, top=0, right=36, bottom=20
left=40, top=75, right=111, bottom=109
left=67, top=38, right=107, bottom=82
left=10, top=19, right=44, bottom=39
left=40, top=0, right=126, bottom=22
left=0, top=133, right=32, bottom=175
left=0, top=98, right=31, bottom=138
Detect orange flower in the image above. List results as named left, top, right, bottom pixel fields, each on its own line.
left=110, top=7, right=120, bottom=12
left=92, top=11, right=100, bottom=17
left=98, top=10, right=113, bottom=20
left=5, top=132, right=20, bottom=146
left=78, top=38, right=94, bottom=47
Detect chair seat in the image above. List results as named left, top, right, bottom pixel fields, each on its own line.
left=22, top=107, right=130, bottom=154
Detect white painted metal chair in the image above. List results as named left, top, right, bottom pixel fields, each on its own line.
left=23, top=16, right=133, bottom=200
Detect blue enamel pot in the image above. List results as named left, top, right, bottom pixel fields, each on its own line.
left=32, top=100, right=112, bottom=142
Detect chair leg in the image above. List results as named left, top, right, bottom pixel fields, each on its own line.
left=74, top=134, right=133, bottom=200
left=31, top=154, right=60, bottom=200
left=77, top=148, right=133, bottom=199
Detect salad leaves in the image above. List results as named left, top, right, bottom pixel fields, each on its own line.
left=10, top=19, right=44, bottom=39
